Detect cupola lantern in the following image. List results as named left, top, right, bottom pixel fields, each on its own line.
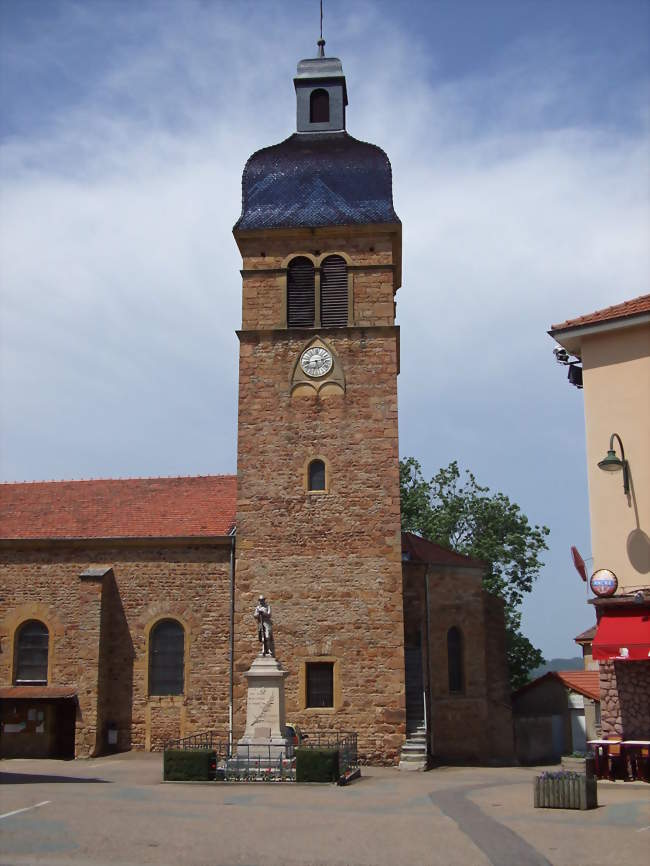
left=294, top=41, right=348, bottom=133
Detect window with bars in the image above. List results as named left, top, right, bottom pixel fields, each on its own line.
left=447, top=626, right=464, bottom=693
left=149, top=619, right=185, bottom=696
left=320, top=255, right=348, bottom=327
left=308, top=459, right=326, bottom=491
left=287, top=257, right=315, bottom=327
left=306, top=662, right=334, bottom=708
left=14, top=620, right=49, bottom=684
left=310, top=88, right=330, bottom=123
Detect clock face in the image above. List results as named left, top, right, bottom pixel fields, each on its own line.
left=300, top=346, right=333, bottom=378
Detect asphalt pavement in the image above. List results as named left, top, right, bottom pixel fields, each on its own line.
left=1, top=754, right=648, bottom=866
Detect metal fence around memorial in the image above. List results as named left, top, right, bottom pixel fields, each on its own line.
left=163, top=729, right=358, bottom=782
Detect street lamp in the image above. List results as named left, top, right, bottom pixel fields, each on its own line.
left=597, top=433, right=629, bottom=495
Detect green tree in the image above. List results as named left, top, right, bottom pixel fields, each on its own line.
left=400, top=457, right=549, bottom=689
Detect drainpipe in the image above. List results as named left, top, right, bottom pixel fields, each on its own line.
left=228, top=529, right=236, bottom=757
left=424, top=566, right=433, bottom=757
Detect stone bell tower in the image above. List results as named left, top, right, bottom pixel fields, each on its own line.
left=232, top=42, right=405, bottom=763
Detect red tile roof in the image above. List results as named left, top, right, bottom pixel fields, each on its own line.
left=512, top=669, right=600, bottom=701
left=574, top=625, right=597, bottom=644
left=550, top=294, right=650, bottom=333
left=554, top=670, right=600, bottom=701
left=401, top=531, right=485, bottom=568
left=0, top=476, right=237, bottom=540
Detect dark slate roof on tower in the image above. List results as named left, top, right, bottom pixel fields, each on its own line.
left=234, top=132, right=399, bottom=231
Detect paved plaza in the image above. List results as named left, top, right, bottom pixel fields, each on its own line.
left=1, top=754, right=648, bottom=866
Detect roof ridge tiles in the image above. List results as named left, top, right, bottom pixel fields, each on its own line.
left=550, top=293, right=650, bottom=332
left=0, top=473, right=237, bottom=485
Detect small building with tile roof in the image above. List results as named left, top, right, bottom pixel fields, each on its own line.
left=511, top=670, right=601, bottom=763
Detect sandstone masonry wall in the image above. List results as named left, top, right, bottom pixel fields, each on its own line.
left=1, top=543, right=231, bottom=755
left=403, top=563, right=514, bottom=762
left=235, top=227, right=405, bottom=764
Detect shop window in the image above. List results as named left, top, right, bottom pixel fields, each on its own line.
left=447, top=626, right=464, bottom=693
left=14, top=620, right=49, bottom=685
left=310, top=88, right=330, bottom=123
left=287, top=256, right=316, bottom=327
left=306, top=662, right=334, bottom=707
left=149, top=619, right=184, bottom=696
left=308, top=459, right=326, bottom=492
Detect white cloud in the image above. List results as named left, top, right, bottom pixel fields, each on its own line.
left=0, top=1, right=647, bottom=655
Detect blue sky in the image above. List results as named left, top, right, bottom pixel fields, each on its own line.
left=1, top=0, right=648, bottom=659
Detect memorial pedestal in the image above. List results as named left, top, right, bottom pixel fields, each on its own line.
left=237, top=655, right=289, bottom=759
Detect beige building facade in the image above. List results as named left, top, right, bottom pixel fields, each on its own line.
left=550, top=295, right=650, bottom=740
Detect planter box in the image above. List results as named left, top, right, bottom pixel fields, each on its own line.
left=561, top=756, right=595, bottom=777
left=534, top=774, right=597, bottom=810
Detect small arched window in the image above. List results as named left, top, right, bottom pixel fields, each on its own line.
left=149, top=619, right=185, bottom=696
left=310, top=88, right=330, bottom=123
left=14, top=620, right=49, bottom=684
left=320, top=255, right=348, bottom=327
left=308, top=459, right=326, bottom=492
left=447, top=626, right=464, bottom=693
left=287, top=257, right=315, bottom=328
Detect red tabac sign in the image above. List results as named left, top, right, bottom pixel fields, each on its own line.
left=571, top=546, right=587, bottom=582
left=590, top=569, right=618, bottom=598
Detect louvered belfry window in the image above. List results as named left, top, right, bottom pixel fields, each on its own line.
left=320, top=255, right=348, bottom=327
left=14, top=620, right=49, bottom=684
left=287, top=257, right=315, bottom=327
left=149, top=619, right=185, bottom=696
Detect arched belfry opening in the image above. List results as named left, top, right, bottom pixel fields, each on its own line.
left=310, top=89, right=330, bottom=123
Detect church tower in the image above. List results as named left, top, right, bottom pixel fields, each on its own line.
left=233, top=43, right=405, bottom=762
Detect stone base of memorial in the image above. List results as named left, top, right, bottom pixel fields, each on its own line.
left=236, top=654, right=290, bottom=760
left=534, top=771, right=597, bottom=810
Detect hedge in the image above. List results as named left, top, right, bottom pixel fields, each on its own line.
left=163, top=749, right=216, bottom=781
left=296, top=748, right=340, bottom=783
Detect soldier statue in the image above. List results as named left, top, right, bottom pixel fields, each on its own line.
left=254, top=595, right=274, bottom=657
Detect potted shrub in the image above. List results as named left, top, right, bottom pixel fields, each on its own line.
left=561, top=752, right=595, bottom=777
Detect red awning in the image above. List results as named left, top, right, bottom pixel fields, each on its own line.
left=592, top=608, right=650, bottom=661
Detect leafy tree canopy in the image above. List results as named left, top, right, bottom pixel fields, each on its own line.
left=400, top=458, right=550, bottom=689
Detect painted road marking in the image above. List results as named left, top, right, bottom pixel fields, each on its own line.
left=0, top=801, right=51, bottom=821
left=637, top=826, right=650, bottom=833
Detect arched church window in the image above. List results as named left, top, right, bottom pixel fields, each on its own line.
left=149, top=619, right=185, bottom=696
left=447, top=626, right=464, bottom=693
left=310, top=88, right=330, bottom=123
left=14, top=620, right=49, bottom=684
left=320, top=255, right=348, bottom=327
left=287, top=257, right=315, bottom=328
left=308, top=459, right=326, bottom=492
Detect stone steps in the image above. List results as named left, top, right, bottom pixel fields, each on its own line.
left=398, top=723, right=428, bottom=772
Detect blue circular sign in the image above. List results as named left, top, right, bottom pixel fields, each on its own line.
left=590, top=569, right=618, bottom=597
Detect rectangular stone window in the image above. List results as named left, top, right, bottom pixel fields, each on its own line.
left=306, top=662, right=334, bottom=708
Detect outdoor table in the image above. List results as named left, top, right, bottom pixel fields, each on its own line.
left=621, top=741, right=650, bottom=782
left=587, top=739, right=623, bottom=780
